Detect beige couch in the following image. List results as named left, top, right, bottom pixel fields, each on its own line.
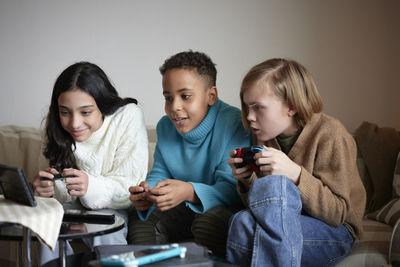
left=0, top=123, right=399, bottom=266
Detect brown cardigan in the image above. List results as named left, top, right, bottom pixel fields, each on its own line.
left=238, top=113, right=366, bottom=239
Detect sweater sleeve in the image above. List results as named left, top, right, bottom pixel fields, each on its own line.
left=136, top=142, right=172, bottom=220
left=297, top=126, right=362, bottom=227
left=79, top=105, right=148, bottom=210
left=188, top=127, right=249, bottom=213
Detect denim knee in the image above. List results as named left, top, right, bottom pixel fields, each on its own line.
left=248, top=175, right=302, bottom=214
left=244, top=175, right=303, bottom=267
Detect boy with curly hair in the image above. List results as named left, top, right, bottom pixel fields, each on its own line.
left=128, top=50, right=250, bottom=257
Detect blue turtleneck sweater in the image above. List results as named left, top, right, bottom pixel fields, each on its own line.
left=138, top=99, right=250, bottom=220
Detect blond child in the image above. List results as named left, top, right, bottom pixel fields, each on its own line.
left=227, top=58, right=366, bottom=266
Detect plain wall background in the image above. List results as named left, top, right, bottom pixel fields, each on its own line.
left=0, top=0, right=399, bottom=133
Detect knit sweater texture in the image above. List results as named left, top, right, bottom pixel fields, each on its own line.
left=239, top=113, right=366, bottom=239
left=54, top=103, right=149, bottom=210
left=138, top=99, right=250, bottom=220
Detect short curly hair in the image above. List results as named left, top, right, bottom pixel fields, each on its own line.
left=159, top=50, right=217, bottom=88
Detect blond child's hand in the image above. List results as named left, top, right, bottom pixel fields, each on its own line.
left=254, top=147, right=301, bottom=185
left=33, top=168, right=59, bottom=197
left=62, top=168, right=89, bottom=196
left=129, top=181, right=153, bottom=211
left=147, top=179, right=199, bottom=212
left=227, top=149, right=254, bottom=189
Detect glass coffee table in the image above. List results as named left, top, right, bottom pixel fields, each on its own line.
left=0, top=212, right=125, bottom=267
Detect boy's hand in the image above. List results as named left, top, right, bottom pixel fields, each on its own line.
left=254, top=147, right=301, bottom=185
left=147, top=179, right=199, bottom=212
left=62, top=168, right=89, bottom=196
left=129, top=181, right=153, bottom=211
left=33, top=168, right=59, bottom=197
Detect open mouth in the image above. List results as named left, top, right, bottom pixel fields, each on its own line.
left=251, top=127, right=260, bottom=135
left=173, top=117, right=187, bottom=126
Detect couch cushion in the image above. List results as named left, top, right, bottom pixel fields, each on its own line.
left=337, top=219, right=391, bottom=266
left=0, top=125, right=45, bottom=183
left=366, top=152, right=400, bottom=227
left=354, top=121, right=400, bottom=213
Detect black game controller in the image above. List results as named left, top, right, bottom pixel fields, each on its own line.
left=132, top=189, right=160, bottom=196
left=40, top=173, right=75, bottom=181
left=234, top=145, right=266, bottom=172
left=132, top=189, right=147, bottom=195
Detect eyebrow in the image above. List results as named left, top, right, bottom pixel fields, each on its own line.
left=163, top=88, right=193, bottom=95
left=244, top=102, right=261, bottom=106
left=59, top=105, right=95, bottom=110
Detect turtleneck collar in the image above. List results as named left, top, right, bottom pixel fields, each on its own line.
left=178, top=99, right=221, bottom=143
left=79, top=113, right=110, bottom=144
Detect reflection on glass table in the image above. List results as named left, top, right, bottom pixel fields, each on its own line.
left=0, top=212, right=124, bottom=267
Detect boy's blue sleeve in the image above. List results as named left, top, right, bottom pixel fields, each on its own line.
left=146, top=143, right=171, bottom=188
left=136, top=143, right=171, bottom=220
left=187, top=124, right=250, bottom=213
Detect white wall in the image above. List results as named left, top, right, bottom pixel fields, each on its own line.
left=0, top=0, right=398, bottom=133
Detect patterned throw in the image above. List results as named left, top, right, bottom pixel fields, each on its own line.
left=0, top=195, right=63, bottom=250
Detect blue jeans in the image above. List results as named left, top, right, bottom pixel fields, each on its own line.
left=226, top=175, right=354, bottom=267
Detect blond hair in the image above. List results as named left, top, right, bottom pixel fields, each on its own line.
left=240, top=58, right=323, bottom=130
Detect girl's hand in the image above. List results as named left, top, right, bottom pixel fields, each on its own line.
left=147, top=179, right=198, bottom=211
left=129, top=181, right=153, bottom=211
left=254, top=147, right=301, bottom=185
left=228, top=149, right=254, bottom=188
left=32, top=168, right=59, bottom=197
left=62, top=168, right=89, bottom=196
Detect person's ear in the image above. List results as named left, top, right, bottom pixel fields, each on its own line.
left=286, top=102, right=297, bottom=117
left=207, top=86, right=218, bottom=106
left=288, top=106, right=297, bottom=117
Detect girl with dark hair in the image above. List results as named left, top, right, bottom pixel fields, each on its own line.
left=33, top=62, right=148, bottom=264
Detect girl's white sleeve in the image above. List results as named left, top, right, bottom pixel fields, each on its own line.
left=79, top=105, right=149, bottom=210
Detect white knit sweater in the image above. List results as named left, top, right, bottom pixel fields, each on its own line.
left=54, top=103, right=148, bottom=210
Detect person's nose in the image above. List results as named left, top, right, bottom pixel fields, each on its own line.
left=171, top=98, right=182, bottom=111
left=247, top=108, right=255, bottom=122
left=70, top=114, right=82, bottom=129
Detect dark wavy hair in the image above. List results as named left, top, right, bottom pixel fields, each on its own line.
left=159, top=50, right=217, bottom=88
left=44, top=61, right=137, bottom=171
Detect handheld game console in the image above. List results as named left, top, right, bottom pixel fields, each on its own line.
left=234, top=145, right=266, bottom=173
left=100, top=243, right=187, bottom=266
left=40, top=173, right=75, bottom=181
